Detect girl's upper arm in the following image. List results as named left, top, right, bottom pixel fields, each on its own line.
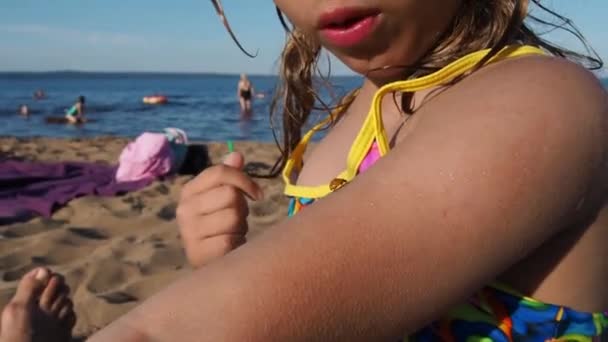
left=111, top=58, right=607, bottom=342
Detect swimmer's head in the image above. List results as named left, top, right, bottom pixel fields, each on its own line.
left=19, top=104, right=29, bottom=116
left=78, top=96, right=86, bottom=104
left=240, top=73, right=248, bottom=80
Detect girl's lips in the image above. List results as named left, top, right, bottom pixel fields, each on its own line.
left=318, top=7, right=381, bottom=48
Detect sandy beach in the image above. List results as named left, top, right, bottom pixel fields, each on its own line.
left=0, top=137, right=288, bottom=339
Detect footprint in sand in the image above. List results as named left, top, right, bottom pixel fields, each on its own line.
left=2, top=236, right=100, bottom=282
left=0, top=230, right=19, bottom=239
left=2, top=265, right=31, bottom=282
left=122, top=240, right=185, bottom=276
left=85, top=259, right=141, bottom=295
left=1, top=224, right=104, bottom=281
left=1, top=255, right=63, bottom=281
left=0, top=219, right=67, bottom=239
left=156, top=203, right=177, bottom=221
left=122, top=195, right=146, bottom=209
left=0, top=253, right=25, bottom=274
left=97, top=291, right=138, bottom=304
left=141, top=183, right=172, bottom=199
left=155, top=183, right=170, bottom=195
left=68, top=227, right=109, bottom=240
left=97, top=195, right=146, bottom=218
left=76, top=152, right=90, bottom=161
left=30, top=255, right=51, bottom=265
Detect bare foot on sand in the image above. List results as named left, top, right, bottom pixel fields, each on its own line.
left=0, top=268, right=75, bottom=342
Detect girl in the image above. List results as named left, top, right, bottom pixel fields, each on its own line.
left=3, top=0, right=606, bottom=341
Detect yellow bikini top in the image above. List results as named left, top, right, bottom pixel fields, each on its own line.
left=283, top=45, right=546, bottom=199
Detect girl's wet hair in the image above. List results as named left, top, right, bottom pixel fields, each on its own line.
left=210, top=0, right=258, bottom=57
left=218, top=0, right=604, bottom=177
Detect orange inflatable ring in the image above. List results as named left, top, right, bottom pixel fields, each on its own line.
left=143, top=95, right=168, bottom=105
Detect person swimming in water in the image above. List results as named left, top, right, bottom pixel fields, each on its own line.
left=65, top=96, right=86, bottom=124
left=237, top=73, right=254, bottom=115
left=33, top=90, right=46, bottom=100
left=18, top=104, right=29, bottom=117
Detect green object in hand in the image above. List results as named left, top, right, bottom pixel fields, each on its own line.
left=227, top=140, right=234, bottom=153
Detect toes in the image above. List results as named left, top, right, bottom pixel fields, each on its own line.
left=57, top=299, right=73, bottom=320
left=1, top=269, right=76, bottom=342
left=50, top=282, right=71, bottom=316
left=57, top=304, right=72, bottom=321
left=50, top=293, right=68, bottom=316
left=12, top=268, right=50, bottom=306
left=39, top=275, right=64, bottom=313
left=0, top=268, right=49, bottom=340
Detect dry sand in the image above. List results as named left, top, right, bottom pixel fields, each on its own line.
left=0, top=137, right=288, bottom=338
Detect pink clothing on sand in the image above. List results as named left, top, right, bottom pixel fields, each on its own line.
left=115, top=133, right=173, bottom=183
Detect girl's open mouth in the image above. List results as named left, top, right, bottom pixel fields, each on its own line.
left=318, top=7, right=381, bottom=48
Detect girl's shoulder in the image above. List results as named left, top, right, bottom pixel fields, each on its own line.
left=420, top=55, right=607, bottom=139
left=462, top=55, right=605, bottom=112
left=403, top=54, right=607, bottom=189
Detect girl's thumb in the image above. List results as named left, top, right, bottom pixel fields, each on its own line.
left=222, top=152, right=245, bottom=170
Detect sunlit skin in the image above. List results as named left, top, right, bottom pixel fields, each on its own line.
left=2, top=0, right=606, bottom=341
left=87, top=1, right=608, bottom=339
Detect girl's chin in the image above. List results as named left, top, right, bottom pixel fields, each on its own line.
left=352, top=65, right=416, bottom=84
left=338, top=54, right=417, bottom=82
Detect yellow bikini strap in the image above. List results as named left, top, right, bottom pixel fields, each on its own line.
left=283, top=89, right=359, bottom=180
left=284, top=45, right=546, bottom=198
left=371, top=45, right=546, bottom=155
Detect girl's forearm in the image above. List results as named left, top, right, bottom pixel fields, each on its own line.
left=88, top=256, right=262, bottom=341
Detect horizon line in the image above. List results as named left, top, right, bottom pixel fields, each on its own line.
left=0, top=69, right=604, bottom=79
left=0, top=70, right=358, bottom=77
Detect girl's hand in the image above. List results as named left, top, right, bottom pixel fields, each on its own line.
left=177, top=152, right=263, bottom=268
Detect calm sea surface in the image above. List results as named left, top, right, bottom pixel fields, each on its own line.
left=0, top=72, right=606, bottom=141
left=0, top=72, right=362, bottom=142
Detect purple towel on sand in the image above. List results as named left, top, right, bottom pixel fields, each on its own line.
left=0, top=160, right=152, bottom=224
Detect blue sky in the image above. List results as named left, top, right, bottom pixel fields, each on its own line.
left=0, top=0, right=606, bottom=75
